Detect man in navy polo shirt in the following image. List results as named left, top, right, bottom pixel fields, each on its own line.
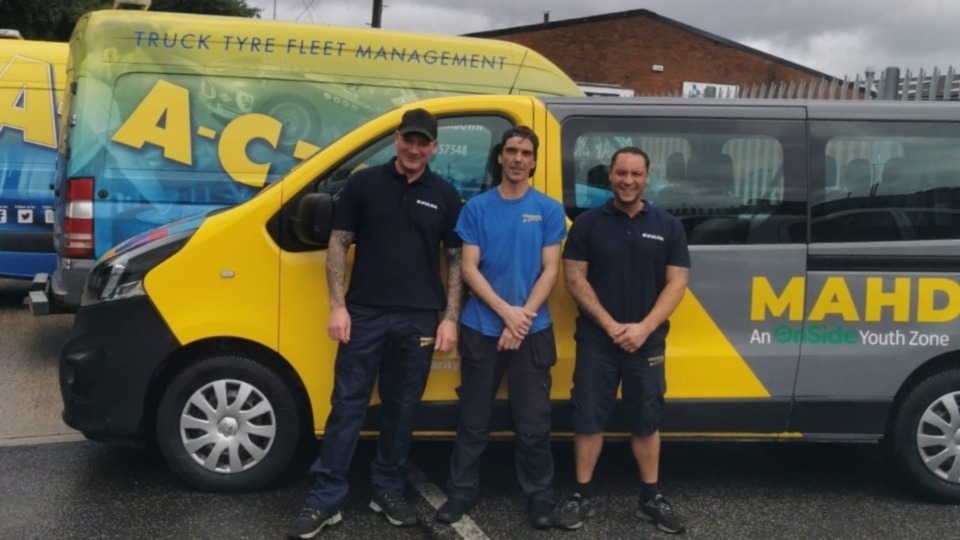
left=434, top=126, right=566, bottom=529
left=556, top=147, right=690, bottom=534
left=287, top=108, right=463, bottom=539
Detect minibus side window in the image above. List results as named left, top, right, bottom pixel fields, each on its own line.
left=560, top=117, right=806, bottom=245
left=810, top=121, right=960, bottom=243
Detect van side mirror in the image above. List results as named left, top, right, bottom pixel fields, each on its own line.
left=292, top=193, right=333, bottom=247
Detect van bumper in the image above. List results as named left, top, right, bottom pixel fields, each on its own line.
left=60, top=296, right=180, bottom=442
left=29, top=259, right=92, bottom=315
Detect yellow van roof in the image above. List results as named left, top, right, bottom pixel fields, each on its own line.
left=0, top=39, right=68, bottom=86
left=0, top=39, right=68, bottom=61
left=70, top=10, right=582, bottom=96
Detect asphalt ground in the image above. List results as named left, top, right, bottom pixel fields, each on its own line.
left=2, top=438, right=958, bottom=539
left=0, top=279, right=81, bottom=447
left=1, top=277, right=958, bottom=539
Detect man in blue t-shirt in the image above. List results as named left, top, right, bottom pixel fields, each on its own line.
left=434, top=126, right=566, bottom=530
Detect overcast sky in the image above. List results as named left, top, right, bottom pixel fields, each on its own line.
left=245, top=0, right=959, bottom=79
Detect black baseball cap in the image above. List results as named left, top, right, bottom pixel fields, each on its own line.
left=398, top=108, right=438, bottom=141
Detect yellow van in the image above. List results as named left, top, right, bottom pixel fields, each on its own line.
left=61, top=95, right=960, bottom=503
left=0, top=38, right=66, bottom=279
left=30, top=9, right=583, bottom=314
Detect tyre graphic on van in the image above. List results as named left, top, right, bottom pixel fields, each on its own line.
left=197, top=78, right=370, bottom=151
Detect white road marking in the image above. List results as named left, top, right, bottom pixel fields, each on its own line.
left=407, top=463, right=491, bottom=540
left=0, top=433, right=86, bottom=447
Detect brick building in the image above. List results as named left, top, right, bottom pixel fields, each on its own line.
left=468, top=9, right=838, bottom=97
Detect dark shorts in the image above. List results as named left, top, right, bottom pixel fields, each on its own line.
left=571, top=331, right=666, bottom=437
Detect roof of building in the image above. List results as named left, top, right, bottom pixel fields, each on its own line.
left=466, top=8, right=839, bottom=81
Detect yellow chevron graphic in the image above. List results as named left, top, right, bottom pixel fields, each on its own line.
left=665, top=291, right=771, bottom=398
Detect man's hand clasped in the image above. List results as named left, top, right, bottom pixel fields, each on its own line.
left=606, top=321, right=653, bottom=354
left=498, top=305, right=536, bottom=351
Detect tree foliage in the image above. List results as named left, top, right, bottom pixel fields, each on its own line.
left=0, top=0, right=110, bottom=41
left=150, top=0, right=260, bottom=18
left=0, top=0, right=261, bottom=41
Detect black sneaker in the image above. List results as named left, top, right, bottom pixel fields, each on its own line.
left=528, top=499, right=556, bottom=529
left=435, top=498, right=468, bottom=524
left=555, top=493, right=594, bottom=530
left=636, top=494, right=685, bottom=534
left=370, top=492, right=418, bottom=526
left=285, top=506, right=342, bottom=539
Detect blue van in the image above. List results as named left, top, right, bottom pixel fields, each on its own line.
left=0, top=37, right=66, bottom=279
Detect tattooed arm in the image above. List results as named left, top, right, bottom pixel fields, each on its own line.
left=562, top=258, right=622, bottom=340
left=326, top=229, right=355, bottom=343
left=435, top=246, right=463, bottom=353
left=442, top=247, right=463, bottom=323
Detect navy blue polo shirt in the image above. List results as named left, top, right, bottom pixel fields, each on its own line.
left=332, top=157, right=462, bottom=311
left=562, top=199, right=690, bottom=348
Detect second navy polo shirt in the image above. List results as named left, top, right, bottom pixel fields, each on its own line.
left=562, top=199, right=690, bottom=348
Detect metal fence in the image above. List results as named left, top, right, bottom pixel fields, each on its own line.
left=645, top=67, right=960, bottom=101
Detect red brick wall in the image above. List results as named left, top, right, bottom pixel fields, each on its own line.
left=487, top=16, right=826, bottom=95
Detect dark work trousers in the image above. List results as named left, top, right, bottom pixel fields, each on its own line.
left=445, top=324, right=557, bottom=504
left=306, top=304, right=438, bottom=512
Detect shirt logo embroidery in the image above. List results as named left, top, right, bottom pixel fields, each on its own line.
left=522, top=213, right=542, bottom=223
left=642, top=233, right=665, bottom=241
left=416, top=199, right=439, bottom=210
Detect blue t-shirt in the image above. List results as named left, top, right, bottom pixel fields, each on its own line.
left=455, top=188, right=567, bottom=337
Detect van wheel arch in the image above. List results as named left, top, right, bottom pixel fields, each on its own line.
left=886, top=361, right=960, bottom=502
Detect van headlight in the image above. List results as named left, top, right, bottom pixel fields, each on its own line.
left=82, top=230, right=192, bottom=305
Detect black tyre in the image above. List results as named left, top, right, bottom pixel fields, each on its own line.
left=888, top=368, right=960, bottom=502
left=156, top=354, right=301, bottom=492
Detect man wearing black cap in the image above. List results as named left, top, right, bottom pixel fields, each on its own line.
left=287, top=108, right=463, bottom=538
